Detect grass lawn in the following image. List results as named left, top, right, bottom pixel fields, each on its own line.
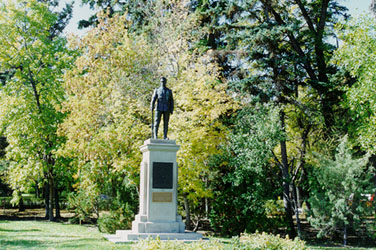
left=306, top=238, right=376, bottom=250
left=1, top=220, right=375, bottom=250
left=309, top=247, right=376, bottom=250
left=0, top=220, right=131, bottom=250
left=307, top=241, right=376, bottom=250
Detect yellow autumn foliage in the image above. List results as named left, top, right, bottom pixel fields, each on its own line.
left=146, top=0, right=238, bottom=201
left=59, top=13, right=155, bottom=189
left=60, top=2, right=237, bottom=203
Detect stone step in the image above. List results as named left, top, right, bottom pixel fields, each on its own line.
left=105, top=230, right=203, bottom=243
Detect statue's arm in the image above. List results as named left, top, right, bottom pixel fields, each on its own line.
left=170, top=90, right=174, bottom=114
left=151, top=89, right=157, bottom=110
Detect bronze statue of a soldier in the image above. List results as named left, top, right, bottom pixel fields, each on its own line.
left=151, top=77, right=174, bottom=139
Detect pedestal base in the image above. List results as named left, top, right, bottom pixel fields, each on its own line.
left=131, top=214, right=185, bottom=233
left=105, top=230, right=203, bottom=243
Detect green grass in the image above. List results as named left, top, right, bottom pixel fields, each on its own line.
left=0, top=220, right=131, bottom=250
left=309, top=247, right=376, bottom=250
left=307, top=241, right=376, bottom=250
left=0, top=220, right=375, bottom=250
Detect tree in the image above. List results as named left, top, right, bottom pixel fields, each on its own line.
left=59, top=13, right=154, bottom=223
left=192, top=0, right=350, bottom=238
left=209, top=103, right=284, bottom=236
left=78, top=0, right=153, bottom=32
left=308, top=136, right=373, bottom=245
left=0, top=0, right=76, bottom=220
left=333, top=15, right=376, bottom=154
left=371, top=0, right=376, bottom=15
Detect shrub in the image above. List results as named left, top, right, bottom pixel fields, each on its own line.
left=208, top=105, right=284, bottom=236
left=264, top=199, right=285, bottom=216
left=308, top=136, right=374, bottom=242
left=132, top=238, right=224, bottom=250
left=234, top=232, right=308, bottom=250
left=67, top=192, right=97, bottom=224
left=131, top=232, right=308, bottom=250
left=97, top=202, right=134, bottom=234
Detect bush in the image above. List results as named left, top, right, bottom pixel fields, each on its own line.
left=264, top=199, right=285, bottom=216
left=67, top=180, right=138, bottom=228
left=67, top=192, right=97, bottom=224
left=97, top=202, right=134, bottom=234
left=208, top=105, right=284, bottom=236
left=234, top=232, right=308, bottom=250
left=131, top=232, right=308, bottom=250
left=308, top=136, right=374, bottom=241
left=132, top=237, right=224, bottom=250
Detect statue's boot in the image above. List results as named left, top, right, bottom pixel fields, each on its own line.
left=154, top=125, right=159, bottom=139
left=163, top=127, right=168, bottom=140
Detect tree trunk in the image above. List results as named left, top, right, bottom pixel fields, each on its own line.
left=45, top=182, right=49, bottom=219
left=292, top=183, right=302, bottom=239
left=18, top=193, right=25, bottom=212
left=35, top=179, right=39, bottom=199
left=54, top=185, right=61, bottom=220
left=205, top=177, right=209, bottom=218
left=370, top=155, right=376, bottom=214
left=205, top=197, right=209, bottom=219
left=183, top=193, right=191, bottom=230
left=280, top=110, right=296, bottom=238
left=48, top=174, right=54, bottom=221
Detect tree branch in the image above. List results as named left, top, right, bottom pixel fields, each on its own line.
left=26, top=65, right=42, bottom=113
left=271, top=149, right=284, bottom=172
left=294, top=0, right=316, bottom=34
left=318, top=0, right=330, bottom=33
left=261, top=0, right=318, bottom=82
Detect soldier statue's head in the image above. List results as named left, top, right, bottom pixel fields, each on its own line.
left=160, top=76, right=167, bottom=88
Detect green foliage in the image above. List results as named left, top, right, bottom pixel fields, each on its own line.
left=194, top=0, right=351, bottom=238
left=97, top=202, right=134, bottom=234
left=68, top=179, right=138, bottom=227
left=308, top=136, right=374, bottom=238
left=60, top=13, right=153, bottom=218
left=97, top=187, right=137, bottom=233
left=333, top=15, right=376, bottom=153
left=234, top=232, right=308, bottom=250
left=195, top=0, right=348, bottom=113
left=62, top=2, right=237, bottom=223
left=0, top=194, right=44, bottom=209
left=0, top=0, right=76, bottom=208
left=209, top=103, right=284, bottom=236
left=67, top=191, right=97, bottom=224
left=79, top=0, right=151, bottom=32
left=132, top=232, right=308, bottom=250
left=264, top=198, right=285, bottom=217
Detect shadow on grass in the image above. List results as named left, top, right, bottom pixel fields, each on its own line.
left=0, top=239, right=47, bottom=248
left=0, top=228, right=41, bottom=233
left=58, top=238, right=114, bottom=248
left=0, top=215, right=70, bottom=222
left=0, top=237, right=125, bottom=249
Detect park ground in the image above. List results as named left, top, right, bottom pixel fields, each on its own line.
left=0, top=209, right=375, bottom=250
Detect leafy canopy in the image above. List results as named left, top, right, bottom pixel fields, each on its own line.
left=0, top=0, right=75, bottom=200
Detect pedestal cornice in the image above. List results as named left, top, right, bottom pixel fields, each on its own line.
left=140, top=139, right=180, bottom=153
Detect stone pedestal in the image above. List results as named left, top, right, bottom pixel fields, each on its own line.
left=107, top=139, right=202, bottom=242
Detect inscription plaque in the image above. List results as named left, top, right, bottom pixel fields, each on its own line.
left=152, top=162, right=173, bottom=189
left=152, top=192, right=173, bottom=202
